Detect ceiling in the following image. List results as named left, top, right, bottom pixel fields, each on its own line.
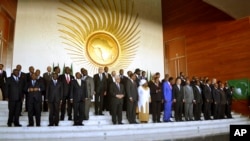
left=203, top=0, right=250, bottom=19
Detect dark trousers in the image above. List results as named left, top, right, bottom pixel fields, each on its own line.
left=61, top=97, right=73, bottom=119
left=174, top=101, right=183, bottom=121
left=225, top=104, right=232, bottom=118
left=28, top=97, right=41, bottom=126
left=213, top=103, right=220, bottom=119
left=95, top=93, right=104, bottom=114
left=48, top=102, right=60, bottom=125
left=204, top=102, right=211, bottom=120
left=73, top=101, right=84, bottom=124
left=8, top=100, right=21, bottom=125
left=84, top=99, right=91, bottom=120
left=151, top=100, right=161, bottom=122
left=103, top=93, right=110, bottom=111
left=219, top=104, right=226, bottom=119
left=194, top=102, right=202, bottom=120
left=111, top=99, right=123, bottom=124
left=127, top=100, right=137, bottom=123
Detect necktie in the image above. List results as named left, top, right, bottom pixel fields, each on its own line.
left=117, top=83, right=120, bottom=90
left=66, top=75, right=70, bottom=84
left=100, top=74, right=102, bottom=80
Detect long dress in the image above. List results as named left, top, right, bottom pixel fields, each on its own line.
left=138, top=86, right=151, bottom=122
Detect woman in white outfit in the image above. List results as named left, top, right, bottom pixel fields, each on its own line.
left=138, top=79, right=151, bottom=123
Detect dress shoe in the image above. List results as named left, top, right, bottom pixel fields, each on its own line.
left=14, top=124, right=22, bottom=127
left=48, top=124, right=53, bottom=126
left=27, top=124, right=34, bottom=127
left=78, top=123, right=84, bottom=126
left=7, top=123, right=12, bottom=127
left=133, top=122, right=138, bottom=124
left=118, top=122, right=124, bottom=125
left=36, top=125, right=41, bottom=127
left=99, top=113, right=104, bottom=115
left=55, top=124, right=59, bottom=126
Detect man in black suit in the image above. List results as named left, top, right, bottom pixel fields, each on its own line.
left=110, top=75, right=125, bottom=124
left=16, top=64, right=26, bottom=115
left=81, top=68, right=94, bottom=120
left=193, top=80, right=203, bottom=120
left=35, top=69, right=46, bottom=112
left=225, top=83, right=233, bottom=118
left=0, top=64, right=7, bottom=100
left=25, top=66, right=35, bottom=112
left=26, top=73, right=45, bottom=127
left=172, top=77, right=184, bottom=121
left=58, top=67, right=74, bottom=120
left=103, top=66, right=112, bottom=112
left=42, top=66, right=52, bottom=112
left=203, top=79, right=213, bottom=120
left=46, top=73, right=63, bottom=126
left=119, top=69, right=128, bottom=111
left=5, top=69, right=24, bottom=127
left=93, top=67, right=107, bottom=115
left=126, top=73, right=138, bottom=124
left=70, top=72, right=87, bottom=126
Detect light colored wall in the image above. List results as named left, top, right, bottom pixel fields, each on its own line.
left=13, top=0, right=163, bottom=78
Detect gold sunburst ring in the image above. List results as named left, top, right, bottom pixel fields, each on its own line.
left=86, top=31, right=120, bottom=66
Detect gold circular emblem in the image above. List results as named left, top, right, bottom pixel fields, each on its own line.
left=86, top=31, right=120, bottom=66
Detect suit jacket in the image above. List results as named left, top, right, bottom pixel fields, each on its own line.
left=148, top=80, right=162, bottom=101
left=193, top=85, right=203, bottom=103
left=109, top=82, right=125, bottom=104
left=162, top=81, right=172, bottom=102
left=93, top=73, right=107, bottom=94
left=0, top=70, right=7, bottom=86
left=37, top=76, right=46, bottom=95
left=43, top=72, right=52, bottom=87
left=70, top=79, right=87, bottom=102
left=172, top=84, right=184, bottom=102
left=203, top=84, right=213, bottom=103
left=58, top=74, right=74, bottom=98
left=5, top=76, right=24, bottom=101
left=183, top=85, right=194, bottom=103
left=46, top=80, right=63, bottom=103
left=26, top=79, right=45, bottom=102
left=84, top=76, right=94, bottom=99
left=125, top=79, right=138, bottom=101
left=219, top=88, right=227, bottom=105
left=212, top=88, right=220, bottom=104
left=224, top=87, right=232, bottom=105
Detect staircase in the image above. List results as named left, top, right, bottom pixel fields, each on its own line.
left=0, top=101, right=249, bottom=141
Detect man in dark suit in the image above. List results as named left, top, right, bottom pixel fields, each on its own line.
left=172, top=77, right=184, bottom=121
left=119, top=69, right=128, bottom=111
left=46, top=73, right=63, bottom=126
left=193, top=80, right=203, bottom=120
left=5, top=69, right=24, bottom=127
left=81, top=68, right=94, bottom=120
left=0, top=64, right=7, bottom=100
left=93, top=67, right=107, bottom=115
left=35, top=69, right=46, bottom=112
left=16, top=64, right=26, bottom=115
left=58, top=67, right=74, bottom=120
left=110, top=75, right=125, bottom=124
left=103, top=66, right=112, bottom=112
left=42, top=66, right=52, bottom=112
left=126, top=73, right=138, bottom=124
left=25, top=66, right=35, bottom=112
left=70, top=72, right=87, bottom=126
left=203, top=79, right=213, bottom=120
left=224, top=83, right=233, bottom=118
left=26, top=73, right=45, bottom=127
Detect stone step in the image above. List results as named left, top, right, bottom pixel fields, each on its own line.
left=0, top=120, right=249, bottom=140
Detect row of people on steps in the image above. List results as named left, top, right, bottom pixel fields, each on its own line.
left=3, top=64, right=233, bottom=127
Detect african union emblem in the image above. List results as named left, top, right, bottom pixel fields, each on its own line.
left=58, top=0, right=140, bottom=72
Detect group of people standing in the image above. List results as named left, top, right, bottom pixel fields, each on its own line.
left=0, top=63, right=234, bottom=127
